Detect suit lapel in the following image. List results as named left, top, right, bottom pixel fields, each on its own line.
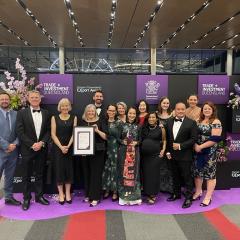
left=175, top=117, right=187, bottom=141
left=39, top=108, right=46, bottom=139
left=169, top=118, right=174, bottom=140
left=27, top=108, right=37, bottom=138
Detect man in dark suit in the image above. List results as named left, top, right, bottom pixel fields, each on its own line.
left=0, top=92, right=21, bottom=206
left=93, top=90, right=105, bottom=119
left=165, top=102, right=197, bottom=208
left=16, top=90, right=50, bottom=210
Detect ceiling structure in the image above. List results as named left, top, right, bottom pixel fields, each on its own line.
left=0, top=0, right=240, bottom=50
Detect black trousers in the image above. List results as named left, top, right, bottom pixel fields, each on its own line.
left=81, top=151, right=105, bottom=201
left=21, top=151, right=46, bottom=200
left=169, top=160, right=193, bottom=199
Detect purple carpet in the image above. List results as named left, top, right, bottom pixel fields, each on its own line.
left=1, top=188, right=240, bottom=220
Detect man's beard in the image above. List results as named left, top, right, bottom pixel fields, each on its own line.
left=0, top=104, right=10, bottom=110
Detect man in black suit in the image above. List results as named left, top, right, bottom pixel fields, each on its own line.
left=165, top=102, right=197, bottom=208
left=16, top=90, right=50, bottom=210
left=93, top=90, right=105, bottom=119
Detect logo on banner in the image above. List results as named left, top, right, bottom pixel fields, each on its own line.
left=232, top=171, right=240, bottom=178
left=201, top=83, right=226, bottom=96
left=39, top=74, right=73, bottom=104
left=198, top=75, right=229, bottom=104
left=136, top=75, right=168, bottom=104
left=13, top=176, right=35, bottom=184
left=235, top=113, right=240, bottom=122
left=145, top=80, right=160, bottom=95
left=227, top=133, right=240, bottom=160
left=77, top=86, right=102, bottom=93
left=42, top=83, right=70, bottom=95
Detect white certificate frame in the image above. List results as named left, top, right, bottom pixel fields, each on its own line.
left=73, top=126, right=95, bottom=155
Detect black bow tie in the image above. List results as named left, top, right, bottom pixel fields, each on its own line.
left=174, top=118, right=182, bottom=122
left=33, top=109, right=41, bottom=113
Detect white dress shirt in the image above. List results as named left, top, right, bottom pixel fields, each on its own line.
left=30, top=106, right=42, bottom=140
left=173, top=117, right=184, bottom=140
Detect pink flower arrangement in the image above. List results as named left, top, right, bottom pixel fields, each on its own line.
left=0, top=58, right=42, bottom=110
left=215, top=136, right=235, bottom=162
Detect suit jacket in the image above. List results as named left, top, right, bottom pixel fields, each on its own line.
left=16, top=107, right=50, bottom=157
left=0, top=109, right=18, bottom=159
left=166, top=116, right=198, bottom=161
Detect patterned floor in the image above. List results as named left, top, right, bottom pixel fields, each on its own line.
left=1, top=207, right=240, bottom=240
left=1, top=177, right=240, bottom=240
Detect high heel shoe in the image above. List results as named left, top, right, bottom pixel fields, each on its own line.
left=89, top=200, right=99, bottom=207
left=200, top=199, right=212, bottom=207
left=112, top=193, right=118, bottom=202
left=192, top=193, right=202, bottom=201
left=66, top=199, right=72, bottom=204
left=58, top=195, right=65, bottom=205
left=82, top=197, right=89, bottom=203
left=103, top=192, right=110, bottom=199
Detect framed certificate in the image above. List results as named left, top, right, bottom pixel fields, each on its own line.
left=73, top=126, right=95, bottom=155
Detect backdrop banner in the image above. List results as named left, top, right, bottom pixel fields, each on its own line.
left=39, top=74, right=73, bottom=104
left=136, top=75, right=168, bottom=104
left=227, top=133, right=240, bottom=160
left=198, top=75, right=229, bottom=104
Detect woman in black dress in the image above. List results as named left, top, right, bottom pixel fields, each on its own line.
left=156, top=97, right=173, bottom=194
left=141, top=112, right=166, bottom=204
left=80, top=104, right=107, bottom=207
left=51, top=98, right=77, bottom=204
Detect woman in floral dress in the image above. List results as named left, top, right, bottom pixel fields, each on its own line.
left=118, top=107, right=142, bottom=205
left=193, top=101, right=222, bottom=207
left=102, top=104, right=120, bottom=201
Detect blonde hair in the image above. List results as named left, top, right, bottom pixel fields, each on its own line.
left=57, top=98, right=72, bottom=112
left=116, top=101, right=127, bottom=111
left=82, top=104, right=99, bottom=121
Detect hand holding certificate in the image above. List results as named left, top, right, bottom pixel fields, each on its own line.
left=74, top=127, right=95, bottom=155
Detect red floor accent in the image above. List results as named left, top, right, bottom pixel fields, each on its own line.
left=64, top=210, right=106, bottom=240
left=0, top=216, right=5, bottom=222
left=203, top=209, right=240, bottom=240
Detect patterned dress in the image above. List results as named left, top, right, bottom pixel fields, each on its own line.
left=102, top=121, right=120, bottom=192
left=193, top=123, right=222, bottom=179
left=118, top=122, right=142, bottom=205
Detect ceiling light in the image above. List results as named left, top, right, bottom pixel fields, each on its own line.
left=16, top=0, right=57, bottom=47
left=159, top=0, right=213, bottom=48
left=63, top=0, right=84, bottom=47
left=184, top=2, right=240, bottom=49
left=134, top=1, right=164, bottom=47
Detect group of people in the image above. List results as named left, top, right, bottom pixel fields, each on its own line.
left=0, top=89, right=222, bottom=211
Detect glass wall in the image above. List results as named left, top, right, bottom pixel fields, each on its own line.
left=0, top=46, right=228, bottom=74
left=156, top=49, right=227, bottom=73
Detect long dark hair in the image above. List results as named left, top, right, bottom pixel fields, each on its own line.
left=141, top=112, right=159, bottom=139
left=157, top=97, right=171, bottom=115
left=105, top=104, right=117, bottom=120
left=126, top=106, right=139, bottom=124
left=136, top=99, right=149, bottom=114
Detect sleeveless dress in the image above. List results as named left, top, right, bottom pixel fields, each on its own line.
left=53, top=115, right=75, bottom=184
left=157, top=115, right=174, bottom=193
left=193, top=123, right=222, bottom=179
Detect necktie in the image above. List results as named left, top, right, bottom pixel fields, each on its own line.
left=33, top=109, right=41, bottom=113
left=6, top=112, right=11, bottom=131
left=174, top=118, right=182, bottom=122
